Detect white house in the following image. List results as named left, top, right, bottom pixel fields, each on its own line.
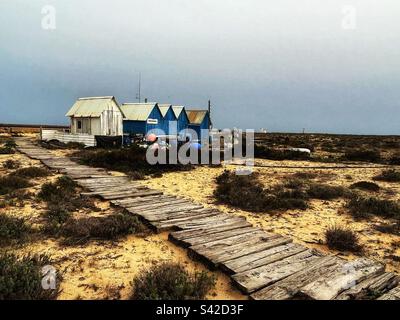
left=65, top=96, right=124, bottom=136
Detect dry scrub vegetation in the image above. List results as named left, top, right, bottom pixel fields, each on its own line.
left=144, top=142, right=400, bottom=273
left=72, top=145, right=193, bottom=180
left=0, top=139, right=239, bottom=300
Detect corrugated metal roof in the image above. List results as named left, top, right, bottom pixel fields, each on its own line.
left=158, top=104, right=172, bottom=117
left=120, top=103, right=158, bottom=121
left=172, top=106, right=185, bottom=118
left=186, top=110, right=208, bottom=125
left=66, top=96, right=123, bottom=117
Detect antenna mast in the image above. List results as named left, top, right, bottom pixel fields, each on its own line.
left=136, top=72, right=141, bottom=102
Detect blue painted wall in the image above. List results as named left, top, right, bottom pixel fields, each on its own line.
left=123, top=106, right=163, bottom=135
left=188, top=113, right=210, bottom=141
left=176, top=111, right=189, bottom=136
left=161, top=107, right=177, bottom=135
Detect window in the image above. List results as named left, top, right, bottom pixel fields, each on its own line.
left=77, top=120, right=82, bottom=129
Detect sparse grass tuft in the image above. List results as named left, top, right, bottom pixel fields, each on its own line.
left=0, top=175, right=31, bottom=195
left=284, top=178, right=305, bottom=189
left=0, top=140, right=16, bottom=154
left=373, top=169, right=400, bottom=182
left=4, top=140, right=16, bottom=148
left=37, top=176, right=77, bottom=201
left=0, top=147, right=14, bottom=154
left=214, top=170, right=308, bottom=212
left=350, top=181, right=380, bottom=192
left=11, top=167, right=49, bottom=179
left=254, top=145, right=310, bottom=161
left=342, top=149, right=381, bottom=163
left=39, top=140, right=85, bottom=150
left=38, top=176, right=98, bottom=234
left=0, top=253, right=60, bottom=300
left=0, top=213, right=30, bottom=245
left=292, top=172, right=318, bottom=180
left=325, top=225, right=363, bottom=252
left=214, top=170, right=267, bottom=211
left=61, top=214, right=145, bottom=245
left=307, top=183, right=348, bottom=200
left=2, top=160, right=20, bottom=169
left=389, top=154, right=400, bottom=165
left=131, top=262, right=216, bottom=300
left=346, top=196, right=400, bottom=219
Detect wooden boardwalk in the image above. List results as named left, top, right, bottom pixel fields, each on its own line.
left=14, top=137, right=400, bottom=300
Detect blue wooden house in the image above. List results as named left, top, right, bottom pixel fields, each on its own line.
left=172, top=106, right=189, bottom=137
left=120, top=103, right=163, bottom=135
left=158, top=104, right=177, bottom=135
left=186, top=110, right=211, bottom=141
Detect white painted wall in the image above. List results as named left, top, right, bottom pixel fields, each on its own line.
left=41, top=129, right=96, bottom=147
left=69, top=99, right=123, bottom=136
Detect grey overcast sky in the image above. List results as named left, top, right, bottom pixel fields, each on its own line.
left=0, top=0, right=399, bottom=134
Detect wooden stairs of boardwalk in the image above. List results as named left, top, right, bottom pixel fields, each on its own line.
left=14, top=137, right=400, bottom=300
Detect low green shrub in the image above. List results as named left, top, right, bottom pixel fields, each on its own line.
left=214, top=170, right=308, bottom=212
left=307, top=183, right=348, bottom=200
left=131, top=262, right=216, bottom=300
left=2, top=160, right=20, bottom=169
left=38, top=175, right=99, bottom=234
left=0, top=213, right=30, bottom=245
left=373, top=169, right=400, bottom=182
left=254, top=145, right=310, bottom=161
left=0, top=140, right=16, bottom=154
left=346, top=196, right=400, bottom=219
left=11, top=167, right=49, bottom=179
left=389, top=154, right=400, bottom=165
left=342, top=149, right=381, bottom=163
left=0, top=253, right=60, bottom=300
left=0, top=147, right=14, bottom=154
left=73, top=145, right=192, bottom=179
left=37, top=176, right=77, bottom=201
left=0, top=175, right=31, bottom=195
left=350, top=181, right=380, bottom=192
left=4, top=140, right=16, bottom=148
left=61, top=214, right=144, bottom=244
left=292, top=172, right=318, bottom=180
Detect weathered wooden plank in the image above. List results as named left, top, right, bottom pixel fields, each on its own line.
left=232, top=250, right=321, bottom=293
left=125, top=199, right=192, bottom=211
left=191, top=236, right=293, bottom=267
left=175, top=215, right=248, bottom=230
left=138, top=208, right=216, bottom=223
left=169, top=222, right=252, bottom=247
left=153, top=212, right=220, bottom=231
left=111, top=195, right=175, bottom=206
left=191, top=230, right=275, bottom=253
left=81, top=185, right=144, bottom=194
left=222, top=243, right=308, bottom=274
left=122, top=197, right=181, bottom=208
left=173, top=226, right=258, bottom=248
left=90, top=188, right=152, bottom=197
left=77, top=177, right=130, bottom=184
left=102, top=190, right=163, bottom=200
left=377, top=285, right=400, bottom=300
left=298, top=258, right=385, bottom=300
left=250, top=256, right=342, bottom=300
left=134, top=204, right=204, bottom=216
left=336, top=272, right=399, bottom=300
